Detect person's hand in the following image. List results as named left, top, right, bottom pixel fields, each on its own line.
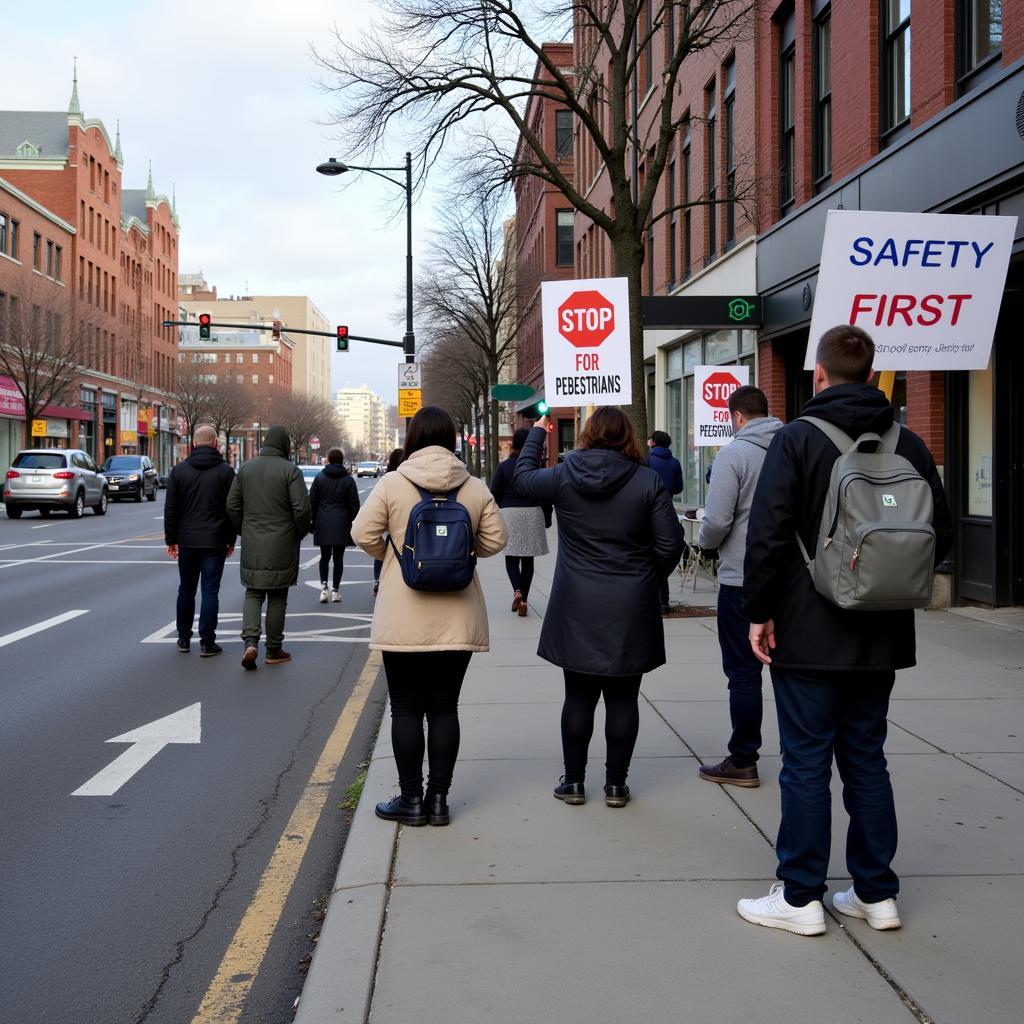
left=226, top=545, right=235, bottom=558
left=535, top=415, right=550, bottom=431
left=166, top=545, right=178, bottom=560
left=749, top=620, right=776, bottom=665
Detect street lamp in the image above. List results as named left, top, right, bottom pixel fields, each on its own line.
left=316, top=152, right=415, bottom=365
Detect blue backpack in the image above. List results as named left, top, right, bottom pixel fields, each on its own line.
left=388, top=483, right=477, bottom=592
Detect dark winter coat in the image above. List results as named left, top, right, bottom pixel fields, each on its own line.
left=226, top=426, right=311, bottom=589
left=163, top=446, right=236, bottom=549
left=647, top=446, right=684, bottom=497
left=489, top=453, right=553, bottom=526
left=515, top=426, right=686, bottom=676
left=742, top=383, right=953, bottom=674
left=310, top=464, right=360, bottom=547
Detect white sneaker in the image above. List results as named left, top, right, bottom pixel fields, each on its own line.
left=331, top=589, right=341, bottom=603
left=832, top=887, right=901, bottom=930
left=737, top=883, right=826, bottom=936
left=319, top=585, right=328, bottom=604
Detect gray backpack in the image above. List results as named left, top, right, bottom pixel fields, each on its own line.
left=796, top=417, right=936, bottom=611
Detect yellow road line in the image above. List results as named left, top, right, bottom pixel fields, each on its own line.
left=191, top=651, right=381, bottom=1024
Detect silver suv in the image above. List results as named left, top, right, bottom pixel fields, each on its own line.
left=3, top=448, right=109, bottom=519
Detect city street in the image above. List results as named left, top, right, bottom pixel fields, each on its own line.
left=0, top=479, right=386, bottom=1024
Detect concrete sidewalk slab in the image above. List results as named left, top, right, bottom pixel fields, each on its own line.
left=884, top=698, right=1024, bottom=752
left=957, top=752, right=1024, bottom=792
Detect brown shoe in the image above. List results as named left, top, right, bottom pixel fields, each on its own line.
left=241, top=643, right=259, bottom=671
left=517, top=599, right=528, bottom=617
left=265, top=647, right=292, bottom=665
left=511, top=590, right=523, bottom=612
left=699, top=757, right=759, bottom=788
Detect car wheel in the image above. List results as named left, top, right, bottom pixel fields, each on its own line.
left=146, top=484, right=157, bottom=502
left=70, top=492, right=85, bottom=519
left=135, top=487, right=144, bottom=503
left=6, top=505, right=22, bottom=519
left=39, top=508, right=51, bottom=518
left=93, top=490, right=108, bottom=516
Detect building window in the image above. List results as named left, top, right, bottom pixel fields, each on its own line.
left=252, top=374, right=259, bottom=385
left=959, top=0, right=1002, bottom=89
left=882, top=0, right=911, bottom=135
left=252, top=352, right=259, bottom=363
left=705, top=83, right=717, bottom=262
left=55, top=245, right=62, bottom=282
left=268, top=374, right=274, bottom=385
left=236, top=374, right=244, bottom=384
left=236, top=353, right=244, bottom=364
left=9, top=219, right=18, bottom=260
left=647, top=228, right=655, bottom=294
left=555, top=109, right=573, bottom=160
left=682, top=124, right=692, bottom=280
left=555, top=209, right=574, bottom=266
left=46, top=240, right=54, bottom=277
left=780, top=42, right=796, bottom=210
left=0, top=213, right=6, bottom=255
left=642, top=0, right=653, bottom=94
left=667, top=159, right=677, bottom=287
left=723, top=58, right=736, bottom=248
left=32, top=232, right=41, bottom=271
left=813, top=7, right=832, bottom=190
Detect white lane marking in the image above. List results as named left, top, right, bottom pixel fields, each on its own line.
left=30, top=524, right=55, bottom=530
left=0, top=559, right=175, bottom=565
left=0, top=540, right=118, bottom=570
left=71, top=703, right=201, bottom=797
left=0, top=609, right=89, bottom=649
left=302, top=578, right=370, bottom=589
left=140, top=611, right=372, bottom=645
left=300, top=554, right=321, bottom=569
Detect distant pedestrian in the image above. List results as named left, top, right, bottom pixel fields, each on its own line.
left=164, top=424, right=236, bottom=657
left=352, top=407, right=507, bottom=827
left=697, top=386, right=782, bottom=788
left=646, top=430, right=684, bottom=612
left=226, top=425, right=311, bottom=670
left=373, top=448, right=406, bottom=597
left=490, top=427, right=551, bottom=617
left=515, top=407, right=685, bottom=808
left=310, top=447, right=360, bottom=604
left=737, top=325, right=952, bottom=936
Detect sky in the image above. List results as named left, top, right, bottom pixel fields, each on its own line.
left=0, top=0, right=441, bottom=406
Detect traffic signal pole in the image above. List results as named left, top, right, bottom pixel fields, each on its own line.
left=161, top=321, right=405, bottom=349
left=403, top=151, right=415, bottom=366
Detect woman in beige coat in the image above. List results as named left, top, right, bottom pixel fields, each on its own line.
left=352, top=407, right=507, bottom=827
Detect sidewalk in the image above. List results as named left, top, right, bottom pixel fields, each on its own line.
left=297, top=551, right=1024, bottom=1024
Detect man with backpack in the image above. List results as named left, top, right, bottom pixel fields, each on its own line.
left=737, top=325, right=952, bottom=936
left=647, top=431, right=683, bottom=612
left=697, top=386, right=782, bottom=788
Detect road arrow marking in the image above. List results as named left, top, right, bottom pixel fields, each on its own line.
left=71, top=703, right=201, bottom=797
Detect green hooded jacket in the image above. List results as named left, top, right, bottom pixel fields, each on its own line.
left=226, top=426, right=311, bottom=589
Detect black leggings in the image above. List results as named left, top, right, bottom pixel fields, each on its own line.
left=561, top=670, right=643, bottom=787
left=383, top=650, right=472, bottom=798
left=505, top=556, right=535, bottom=599
left=318, top=545, right=345, bottom=589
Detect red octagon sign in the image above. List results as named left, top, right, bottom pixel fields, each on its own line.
left=702, top=371, right=742, bottom=408
left=557, top=290, right=616, bottom=348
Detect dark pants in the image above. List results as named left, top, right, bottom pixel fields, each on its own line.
left=561, top=671, right=643, bottom=787
left=383, top=650, right=472, bottom=798
left=771, top=668, right=899, bottom=907
left=658, top=576, right=670, bottom=608
left=373, top=558, right=383, bottom=583
left=241, top=587, right=289, bottom=649
left=176, top=547, right=226, bottom=644
left=716, top=584, right=764, bottom=768
left=504, top=556, right=535, bottom=599
left=318, top=545, right=346, bottom=589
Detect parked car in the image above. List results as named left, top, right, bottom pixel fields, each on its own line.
left=4, top=449, right=109, bottom=519
left=298, top=465, right=321, bottom=491
left=356, top=461, right=379, bottom=478
left=100, top=454, right=159, bottom=502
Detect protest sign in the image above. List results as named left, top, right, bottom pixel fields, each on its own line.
left=694, top=365, right=750, bottom=446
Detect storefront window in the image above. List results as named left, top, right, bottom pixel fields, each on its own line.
left=704, top=329, right=737, bottom=364
left=967, top=361, right=993, bottom=517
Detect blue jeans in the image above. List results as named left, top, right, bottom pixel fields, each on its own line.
left=176, top=547, right=226, bottom=645
left=771, top=668, right=899, bottom=907
left=716, top=584, right=764, bottom=767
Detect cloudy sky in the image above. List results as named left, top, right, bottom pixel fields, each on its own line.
left=1, top=0, right=438, bottom=405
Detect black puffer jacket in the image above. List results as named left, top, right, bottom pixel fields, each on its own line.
left=514, top=426, right=686, bottom=676
left=490, top=453, right=552, bottom=525
left=742, top=383, right=953, bottom=673
left=164, top=446, right=236, bottom=548
left=310, top=464, right=360, bottom=547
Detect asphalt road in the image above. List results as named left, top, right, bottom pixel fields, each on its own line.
left=0, top=478, right=387, bottom=1024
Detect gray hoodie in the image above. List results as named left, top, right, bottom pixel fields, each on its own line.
left=698, top=415, right=783, bottom=586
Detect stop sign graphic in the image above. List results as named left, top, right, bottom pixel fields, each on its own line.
left=557, top=290, right=616, bottom=348
left=702, top=371, right=742, bottom=407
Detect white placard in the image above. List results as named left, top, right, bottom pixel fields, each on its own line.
left=542, top=276, right=632, bottom=408
left=398, top=362, right=422, bottom=390
left=693, top=365, right=750, bottom=447
left=805, top=210, right=1016, bottom=371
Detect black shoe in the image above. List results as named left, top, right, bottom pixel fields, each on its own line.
left=375, top=794, right=427, bottom=826
left=698, top=757, right=760, bottom=788
left=176, top=639, right=190, bottom=653
left=241, top=643, right=259, bottom=671
left=426, top=793, right=450, bottom=826
left=604, top=784, right=630, bottom=807
left=200, top=642, right=223, bottom=658
left=553, top=777, right=585, bottom=805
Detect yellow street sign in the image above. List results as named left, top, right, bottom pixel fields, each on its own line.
left=31, top=419, right=46, bottom=437
left=398, top=388, right=422, bottom=417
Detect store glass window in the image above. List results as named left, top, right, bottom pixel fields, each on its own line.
left=961, top=0, right=1001, bottom=78
left=967, top=361, right=993, bottom=517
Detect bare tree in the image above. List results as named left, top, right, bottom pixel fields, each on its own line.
left=0, top=280, right=79, bottom=445
left=172, top=366, right=215, bottom=446
left=206, top=375, right=254, bottom=453
left=318, top=0, right=755, bottom=440
left=270, top=391, right=344, bottom=463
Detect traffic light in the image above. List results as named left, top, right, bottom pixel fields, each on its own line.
left=198, top=313, right=211, bottom=340
left=336, top=325, right=349, bottom=352
left=537, top=400, right=550, bottom=416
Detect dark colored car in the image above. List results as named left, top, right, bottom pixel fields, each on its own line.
left=100, top=454, right=159, bottom=502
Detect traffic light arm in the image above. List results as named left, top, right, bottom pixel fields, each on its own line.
left=160, top=321, right=404, bottom=348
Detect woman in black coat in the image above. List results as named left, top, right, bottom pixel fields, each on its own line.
left=310, top=447, right=360, bottom=603
left=514, top=407, right=686, bottom=808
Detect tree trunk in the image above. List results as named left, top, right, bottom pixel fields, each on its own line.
left=611, top=229, right=649, bottom=444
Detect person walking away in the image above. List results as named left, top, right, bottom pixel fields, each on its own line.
left=697, top=387, right=782, bottom=788
left=352, top=407, right=506, bottom=826
left=737, top=325, right=952, bottom=936
left=310, top=447, right=360, bottom=604
left=164, top=424, right=236, bottom=657
left=515, top=408, right=685, bottom=808
left=373, top=448, right=405, bottom=597
left=227, top=425, right=311, bottom=670
left=646, top=431, right=684, bottom=612
left=490, top=427, right=551, bottom=617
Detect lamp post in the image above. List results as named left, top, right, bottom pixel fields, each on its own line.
left=316, top=152, right=415, bottom=365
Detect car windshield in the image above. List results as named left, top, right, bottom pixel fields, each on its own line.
left=358, top=462, right=376, bottom=468
left=13, top=452, right=67, bottom=469
left=102, top=457, right=141, bottom=470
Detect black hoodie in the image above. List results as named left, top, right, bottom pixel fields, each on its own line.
left=164, top=445, right=236, bottom=548
left=742, top=383, right=952, bottom=674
